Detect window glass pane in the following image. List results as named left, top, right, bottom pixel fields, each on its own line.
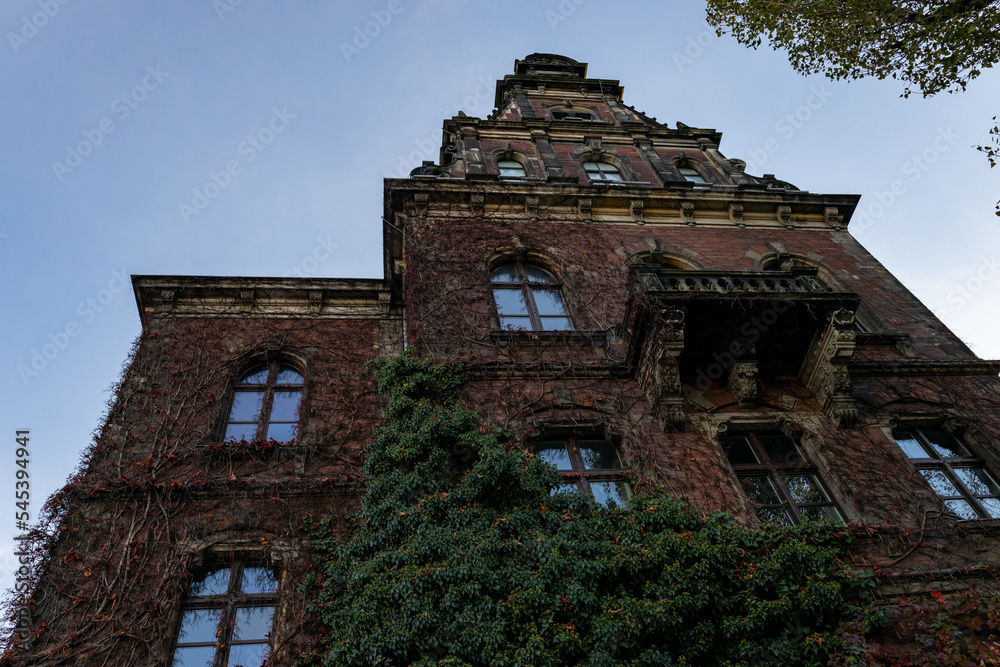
left=920, top=469, right=961, bottom=496
left=601, top=171, right=623, bottom=182
left=582, top=162, right=600, bottom=172
left=226, top=423, right=259, bottom=442
left=591, top=481, right=631, bottom=509
left=239, top=368, right=269, bottom=384
left=757, top=434, right=802, bottom=464
left=172, top=646, right=216, bottom=667
left=522, top=266, right=556, bottom=284
left=980, top=497, right=1000, bottom=519
left=229, top=391, right=264, bottom=422
left=177, top=608, right=222, bottom=644
left=498, top=160, right=524, bottom=177
left=266, top=422, right=297, bottom=442
left=782, top=475, right=829, bottom=504
left=233, top=606, right=274, bottom=641
left=579, top=440, right=622, bottom=470
left=678, top=167, right=707, bottom=183
left=798, top=505, right=842, bottom=523
left=275, top=366, right=303, bottom=384
left=491, top=266, right=518, bottom=283
left=535, top=442, right=572, bottom=470
left=953, top=467, right=1000, bottom=496
left=922, top=430, right=970, bottom=458
left=550, top=482, right=579, bottom=496
left=227, top=642, right=269, bottom=667
left=944, top=499, right=979, bottom=520
left=739, top=475, right=782, bottom=505
left=499, top=316, right=533, bottom=330
left=721, top=436, right=758, bottom=465
left=756, top=506, right=792, bottom=526
left=191, top=567, right=230, bottom=596
left=268, top=391, right=301, bottom=422
left=539, top=317, right=573, bottom=331
left=493, top=288, right=529, bottom=316
left=894, top=433, right=928, bottom=458
left=242, top=567, right=279, bottom=594
left=531, top=289, right=567, bottom=316
left=597, top=163, right=619, bottom=172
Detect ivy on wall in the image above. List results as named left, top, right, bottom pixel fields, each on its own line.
left=302, top=353, right=875, bottom=666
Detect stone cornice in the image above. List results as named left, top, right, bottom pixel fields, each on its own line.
left=849, top=359, right=1000, bottom=376
left=132, top=275, right=394, bottom=328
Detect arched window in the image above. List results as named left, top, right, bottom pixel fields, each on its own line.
left=224, top=362, right=303, bottom=442
left=535, top=437, right=631, bottom=508
left=497, top=159, right=525, bottom=178
left=582, top=161, right=622, bottom=183
left=678, top=166, right=707, bottom=184
left=551, top=108, right=595, bottom=121
left=492, top=263, right=572, bottom=331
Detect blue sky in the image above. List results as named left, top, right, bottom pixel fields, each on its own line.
left=1, top=1, right=998, bottom=592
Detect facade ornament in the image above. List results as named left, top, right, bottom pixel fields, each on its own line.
left=727, top=361, right=759, bottom=407
left=578, top=198, right=593, bottom=217
left=824, top=207, right=844, bottom=228
left=637, top=308, right=685, bottom=430
left=414, top=193, right=429, bottom=215
left=680, top=201, right=695, bottom=226
left=309, top=291, right=323, bottom=314
left=630, top=200, right=644, bottom=224
left=470, top=192, right=485, bottom=215
left=525, top=197, right=539, bottom=217
left=776, top=205, right=792, bottom=229
left=729, top=203, right=745, bottom=228
left=238, top=289, right=255, bottom=312
left=799, top=307, right=859, bottom=427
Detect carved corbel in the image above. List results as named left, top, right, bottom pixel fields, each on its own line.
left=776, top=205, right=792, bottom=229
left=525, top=197, right=539, bottom=217
left=630, top=200, right=645, bottom=224
left=158, top=289, right=176, bottom=312
left=799, top=307, right=859, bottom=427
left=578, top=198, right=593, bottom=217
left=470, top=192, right=485, bottom=215
left=637, top=308, right=686, bottom=430
left=824, top=207, right=844, bottom=228
left=378, top=292, right=391, bottom=315
left=729, top=204, right=745, bottom=228
left=727, top=361, right=759, bottom=407
left=414, top=193, right=429, bottom=216
left=680, top=201, right=695, bottom=226
left=308, top=291, right=323, bottom=314
left=238, top=289, right=255, bottom=312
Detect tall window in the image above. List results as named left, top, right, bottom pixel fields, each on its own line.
left=722, top=431, right=843, bottom=525
left=535, top=437, right=631, bottom=508
left=582, top=161, right=623, bottom=182
left=171, top=561, right=278, bottom=667
left=497, top=159, right=525, bottom=178
left=894, top=428, right=1000, bottom=519
left=225, top=363, right=303, bottom=443
left=491, top=264, right=572, bottom=331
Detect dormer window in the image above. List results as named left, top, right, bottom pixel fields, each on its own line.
left=678, top=166, right=707, bottom=184
left=497, top=160, right=526, bottom=178
left=582, top=161, right=623, bottom=183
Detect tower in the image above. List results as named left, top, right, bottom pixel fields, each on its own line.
left=6, top=54, right=1000, bottom=666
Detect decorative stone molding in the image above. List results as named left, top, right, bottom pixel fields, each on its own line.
left=729, top=203, right=745, bottom=228
left=630, top=200, right=644, bottom=224
left=799, top=307, right=859, bottom=427
left=238, top=289, right=255, bottom=312
left=637, top=308, right=685, bottom=430
left=470, top=192, right=485, bottom=215
left=378, top=292, right=391, bottom=315
left=680, top=201, right=695, bottom=226
left=824, top=207, right=844, bottom=228
left=308, top=291, right=323, bottom=314
left=727, top=361, right=759, bottom=407
left=525, top=196, right=539, bottom=217
left=413, top=193, right=429, bottom=215
left=159, top=289, right=176, bottom=312
left=578, top=198, right=593, bottom=217
left=776, top=205, right=792, bottom=229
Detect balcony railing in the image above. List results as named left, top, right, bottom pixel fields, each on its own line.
left=634, top=269, right=833, bottom=296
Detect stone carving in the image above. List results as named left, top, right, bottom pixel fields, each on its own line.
left=727, top=361, right=759, bottom=407
left=470, top=193, right=485, bottom=215
left=525, top=197, right=539, bottom=217
left=799, top=307, right=859, bottom=427
left=238, top=289, right=255, bottom=312
left=680, top=201, right=695, bottom=226
left=637, top=308, right=685, bottom=430
left=729, top=203, right=745, bottom=228
left=309, top=291, right=323, bottom=314
left=414, top=193, right=429, bottom=215
left=824, top=207, right=844, bottom=228
left=630, top=200, right=644, bottom=224
left=578, top=198, right=593, bottom=217
left=776, top=205, right=792, bottom=229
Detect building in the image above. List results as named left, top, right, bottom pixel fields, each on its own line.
left=6, top=54, right=1000, bottom=666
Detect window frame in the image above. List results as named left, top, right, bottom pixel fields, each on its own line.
left=534, top=434, right=631, bottom=507
left=677, top=164, right=708, bottom=185
left=224, top=360, right=304, bottom=443
left=170, top=559, right=279, bottom=667
left=721, top=431, right=844, bottom=525
left=551, top=109, right=596, bottom=121
left=893, top=427, right=1000, bottom=520
left=581, top=160, right=624, bottom=183
left=491, top=262, right=573, bottom=332
left=496, top=158, right=526, bottom=179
